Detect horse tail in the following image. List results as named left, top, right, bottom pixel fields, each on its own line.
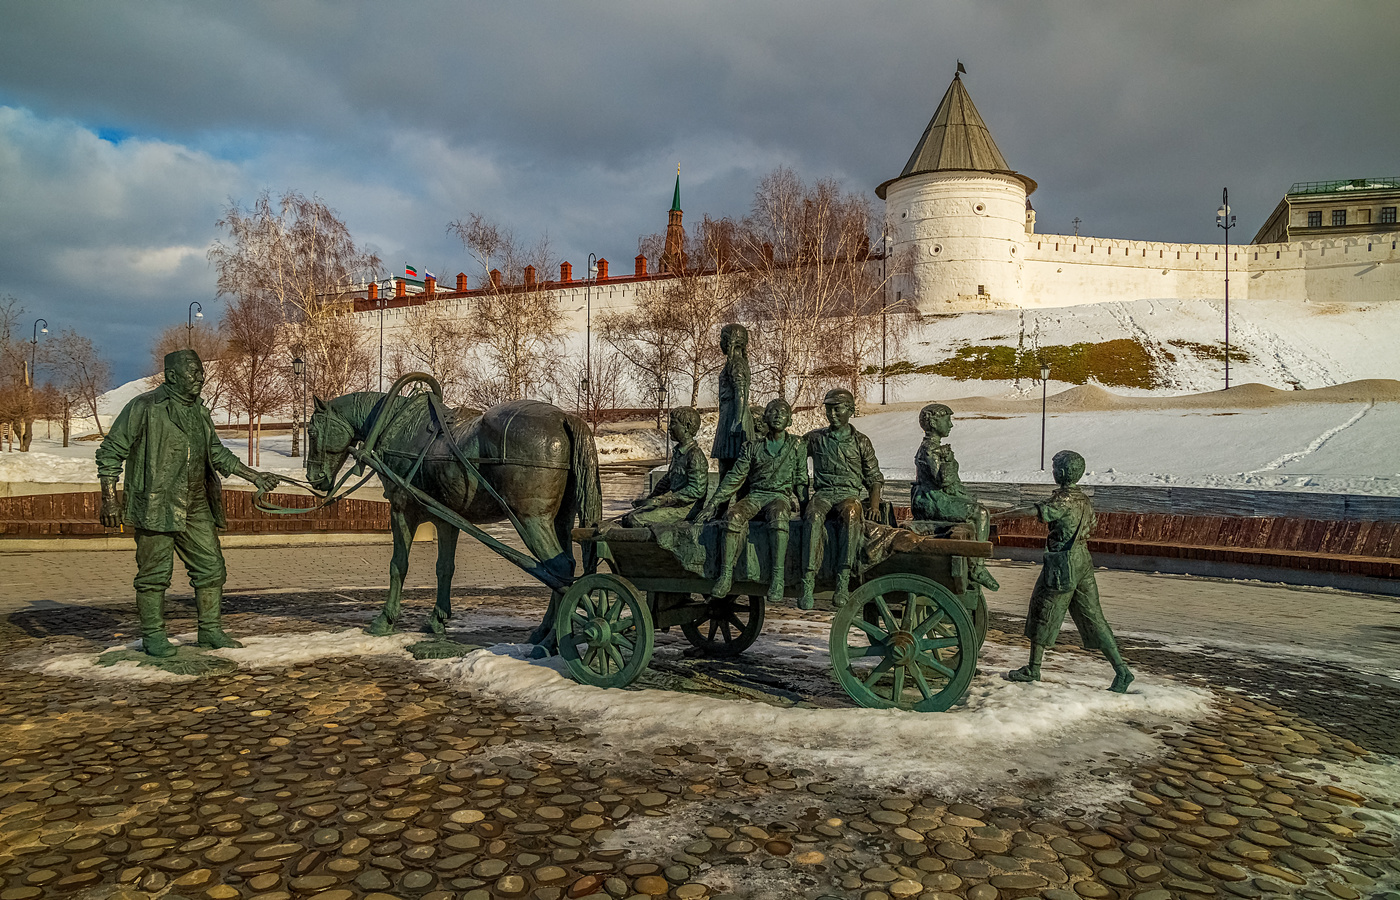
left=561, top=411, right=602, bottom=574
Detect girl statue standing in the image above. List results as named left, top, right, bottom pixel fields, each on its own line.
left=711, top=323, right=754, bottom=481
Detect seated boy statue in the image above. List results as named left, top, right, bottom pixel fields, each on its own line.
left=701, top=399, right=806, bottom=604
left=622, top=406, right=709, bottom=528
left=911, top=403, right=999, bottom=590
left=800, top=388, right=883, bottom=609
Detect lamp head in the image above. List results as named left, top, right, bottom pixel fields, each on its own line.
left=40, top=326, right=48, bottom=334
left=292, top=357, right=305, bottom=376
left=195, top=310, right=204, bottom=319
left=1040, top=363, right=1051, bottom=381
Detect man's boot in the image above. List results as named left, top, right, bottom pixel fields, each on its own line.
left=832, top=567, right=852, bottom=608
left=766, top=528, right=788, bottom=604
left=195, top=587, right=243, bottom=649
left=711, top=530, right=735, bottom=598
left=136, top=591, right=177, bottom=658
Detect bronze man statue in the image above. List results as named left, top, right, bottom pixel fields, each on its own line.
left=911, top=403, right=999, bottom=591
left=711, top=323, right=754, bottom=482
left=622, top=406, right=709, bottom=528
left=96, top=349, right=282, bottom=657
left=702, top=398, right=806, bottom=604
left=800, top=388, right=883, bottom=609
left=1009, top=450, right=1134, bottom=693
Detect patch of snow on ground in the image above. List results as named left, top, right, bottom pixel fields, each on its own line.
left=209, top=629, right=417, bottom=666
left=427, top=640, right=1212, bottom=807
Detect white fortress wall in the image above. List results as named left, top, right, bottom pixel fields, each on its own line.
left=1017, top=230, right=1400, bottom=308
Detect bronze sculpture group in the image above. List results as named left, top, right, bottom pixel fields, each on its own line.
left=98, top=327, right=1132, bottom=695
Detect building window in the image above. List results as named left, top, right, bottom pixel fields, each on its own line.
left=977, top=285, right=987, bottom=296
left=1332, top=210, right=1347, bottom=226
left=1307, top=211, right=1322, bottom=227
left=1382, top=206, right=1397, bottom=224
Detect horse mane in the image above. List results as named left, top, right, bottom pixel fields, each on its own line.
left=329, top=392, right=387, bottom=439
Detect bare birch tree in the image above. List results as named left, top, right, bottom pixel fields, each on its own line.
left=447, top=213, right=565, bottom=405
left=43, top=328, right=112, bottom=437
left=387, top=301, right=475, bottom=406
left=738, top=167, right=905, bottom=407
left=209, top=190, right=380, bottom=402
left=626, top=215, right=748, bottom=407
left=220, top=295, right=290, bottom=464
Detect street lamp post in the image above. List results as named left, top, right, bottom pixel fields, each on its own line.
left=881, top=229, right=892, bottom=405
left=377, top=290, right=387, bottom=392
left=1039, top=361, right=1051, bottom=471
left=1216, top=188, right=1237, bottom=390
left=187, top=302, right=203, bottom=349
left=30, top=318, right=48, bottom=388
left=585, top=253, right=597, bottom=419
left=292, top=357, right=305, bottom=459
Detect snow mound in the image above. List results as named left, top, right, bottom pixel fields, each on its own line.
left=428, top=640, right=1212, bottom=807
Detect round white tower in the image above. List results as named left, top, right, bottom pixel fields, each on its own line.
left=877, top=72, right=1036, bottom=311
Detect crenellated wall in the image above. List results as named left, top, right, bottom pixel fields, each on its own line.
left=1012, top=230, right=1400, bottom=308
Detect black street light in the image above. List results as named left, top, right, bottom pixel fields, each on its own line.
left=1216, top=188, right=1237, bottom=390
left=30, top=318, right=48, bottom=387
left=377, top=289, right=388, bottom=392
left=1039, top=361, right=1051, bottom=471
left=292, top=357, right=306, bottom=459
left=585, top=253, right=597, bottom=416
left=880, top=229, right=892, bottom=405
left=187, top=301, right=203, bottom=348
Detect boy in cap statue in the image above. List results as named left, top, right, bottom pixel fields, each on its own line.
left=799, top=388, right=884, bottom=609
left=622, top=406, right=709, bottom=528
left=701, top=398, right=806, bottom=604
left=97, top=349, right=282, bottom=657
left=1009, top=449, right=1134, bottom=692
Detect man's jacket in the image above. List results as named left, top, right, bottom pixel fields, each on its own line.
left=96, top=385, right=244, bottom=532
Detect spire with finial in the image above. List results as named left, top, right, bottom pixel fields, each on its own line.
left=661, top=164, right=687, bottom=274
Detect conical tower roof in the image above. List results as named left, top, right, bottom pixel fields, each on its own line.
left=877, top=73, right=1035, bottom=199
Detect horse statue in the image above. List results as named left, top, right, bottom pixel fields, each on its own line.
left=305, top=382, right=601, bottom=645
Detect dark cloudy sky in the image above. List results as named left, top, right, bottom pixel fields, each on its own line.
left=2, top=1, right=1396, bottom=383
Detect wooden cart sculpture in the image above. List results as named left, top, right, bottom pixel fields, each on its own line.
left=292, top=373, right=994, bottom=713
left=559, top=520, right=993, bottom=713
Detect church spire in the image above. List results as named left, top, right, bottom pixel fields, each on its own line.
left=661, top=165, right=686, bottom=274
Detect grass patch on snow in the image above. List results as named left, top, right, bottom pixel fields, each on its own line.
left=928, top=339, right=1161, bottom=389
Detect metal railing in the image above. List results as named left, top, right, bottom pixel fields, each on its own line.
left=1288, top=178, right=1400, bottom=195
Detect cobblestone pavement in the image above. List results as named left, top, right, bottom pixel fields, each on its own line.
left=1, top=546, right=1398, bottom=900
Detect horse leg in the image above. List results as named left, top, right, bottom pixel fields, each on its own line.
left=426, top=519, right=459, bottom=635
left=516, top=514, right=567, bottom=649
left=367, top=505, right=419, bottom=636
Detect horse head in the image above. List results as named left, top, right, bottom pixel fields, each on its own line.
left=306, top=395, right=357, bottom=493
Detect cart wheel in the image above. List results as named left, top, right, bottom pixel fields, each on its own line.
left=556, top=573, right=654, bottom=688
left=972, top=589, right=989, bottom=647
left=830, top=574, right=976, bottom=712
left=682, top=594, right=765, bottom=657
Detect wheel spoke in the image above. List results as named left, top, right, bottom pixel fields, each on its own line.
left=707, top=618, right=720, bottom=642
left=583, top=645, right=601, bottom=668
left=606, top=594, right=625, bottom=624
left=862, top=655, right=895, bottom=687
left=890, top=665, right=906, bottom=702
left=912, top=608, right=947, bottom=637
left=721, top=619, right=734, bottom=642
left=580, top=592, right=597, bottom=617
left=853, top=618, right=888, bottom=642
left=614, top=632, right=635, bottom=652
left=874, top=596, right=897, bottom=633
left=614, top=614, right=635, bottom=635
left=916, top=654, right=957, bottom=680
left=844, top=642, right=886, bottom=658
left=726, top=614, right=746, bottom=634
left=918, top=636, right=960, bottom=652
left=910, top=665, right=935, bottom=700
left=572, top=612, right=590, bottom=630
left=900, top=592, right=918, bottom=631
left=606, top=645, right=627, bottom=672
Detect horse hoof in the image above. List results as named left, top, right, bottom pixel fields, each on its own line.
left=366, top=618, right=398, bottom=637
